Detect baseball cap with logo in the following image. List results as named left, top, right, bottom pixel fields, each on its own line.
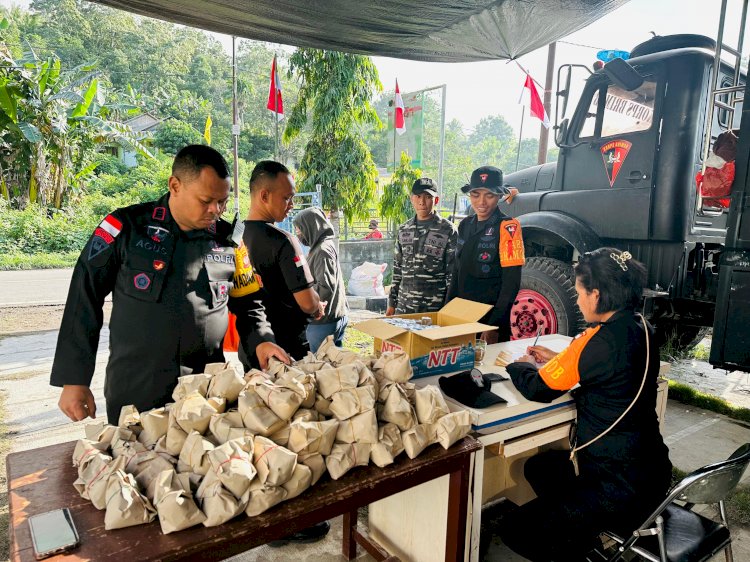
left=461, top=165, right=510, bottom=195
left=411, top=177, right=438, bottom=197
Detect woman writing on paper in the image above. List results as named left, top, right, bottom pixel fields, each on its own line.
left=498, top=247, right=671, bottom=561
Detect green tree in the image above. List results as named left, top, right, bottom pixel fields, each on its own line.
left=380, top=152, right=421, bottom=230
left=153, top=120, right=203, bottom=155
left=284, top=49, right=382, bottom=222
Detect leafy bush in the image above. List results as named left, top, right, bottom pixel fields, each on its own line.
left=93, top=153, right=127, bottom=176
left=153, top=120, right=204, bottom=155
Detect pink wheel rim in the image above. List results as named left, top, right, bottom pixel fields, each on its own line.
left=510, top=289, right=558, bottom=340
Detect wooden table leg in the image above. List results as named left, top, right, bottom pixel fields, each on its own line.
left=445, top=454, right=472, bottom=562
left=342, top=508, right=358, bottom=560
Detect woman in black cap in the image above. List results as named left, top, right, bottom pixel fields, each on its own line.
left=496, top=247, right=671, bottom=561
left=445, top=165, right=524, bottom=343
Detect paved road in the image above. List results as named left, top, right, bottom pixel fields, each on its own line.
left=0, top=268, right=74, bottom=307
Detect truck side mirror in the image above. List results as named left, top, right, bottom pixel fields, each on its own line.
left=556, top=65, right=572, bottom=122
left=555, top=119, right=569, bottom=147
left=602, top=57, right=644, bottom=91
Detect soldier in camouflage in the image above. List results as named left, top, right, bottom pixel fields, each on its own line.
left=386, top=178, right=457, bottom=315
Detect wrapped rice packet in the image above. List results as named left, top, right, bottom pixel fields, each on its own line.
left=128, top=451, right=176, bottom=501
left=178, top=431, right=215, bottom=476
left=238, top=388, right=286, bottom=436
left=207, top=437, right=257, bottom=499
left=138, top=407, right=170, bottom=447
left=104, top=470, right=157, bottom=530
left=330, top=386, right=376, bottom=420
left=370, top=423, right=405, bottom=468
left=209, top=410, right=253, bottom=445
left=84, top=422, right=119, bottom=447
left=292, top=408, right=320, bottom=423
left=165, top=410, right=189, bottom=457
left=111, top=438, right=147, bottom=465
left=379, top=384, right=417, bottom=431
left=282, top=463, right=313, bottom=500
left=335, top=408, right=378, bottom=444
left=74, top=454, right=127, bottom=509
left=316, top=364, right=359, bottom=399
left=204, top=362, right=232, bottom=376
left=152, top=469, right=206, bottom=534
left=265, top=357, right=302, bottom=379
left=253, top=435, right=298, bottom=486
left=278, top=371, right=316, bottom=409
left=434, top=411, right=471, bottom=449
left=325, top=443, right=370, bottom=480
left=207, top=396, right=227, bottom=414
left=320, top=342, right=360, bottom=366
left=314, top=394, right=333, bottom=417
left=118, top=405, right=142, bottom=434
left=207, top=366, right=246, bottom=403
left=173, top=391, right=217, bottom=434
left=414, top=385, right=450, bottom=424
left=298, top=453, right=327, bottom=485
left=196, top=470, right=248, bottom=527
left=255, top=379, right=306, bottom=421
left=172, top=373, right=213, bottom=401
left=245, top=479, right=287, bottom=517
left=402, top=424, right=436, bottom=459
left=373, top=351, right=413, bottom=383
left=72, top=439, right=109, bottom=468
left=269, top=423, right=291, bottom=447
left=288, top=419, right=338, bottom=456
left=293, top=353, right=331, bottom=374
left=243, top=369, right=272, bottom=387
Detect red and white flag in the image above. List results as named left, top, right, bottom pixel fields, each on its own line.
left=395, top=80, right=406, bottom=135
left=519, top=73, right=550, bottom=129
left=266, top=55, right=284, bottom=117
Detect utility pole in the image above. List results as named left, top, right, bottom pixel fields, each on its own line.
left=538, top=42, right=556, bottom=165
left=231, top=36, right=240, bottom=216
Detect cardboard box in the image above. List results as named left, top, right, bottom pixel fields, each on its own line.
left=354, top=298, right=495, bottom=378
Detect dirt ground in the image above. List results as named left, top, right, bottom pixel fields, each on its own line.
left=0, top=303, right=112, bottom=337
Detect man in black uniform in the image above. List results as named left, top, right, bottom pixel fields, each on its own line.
left=240, top=161, right=331, bottom=545
left=240, top=161, right=325, bottom=368
left=51, top=145, right=289, bottom=424
left=446, top=165, right=524, bottom=343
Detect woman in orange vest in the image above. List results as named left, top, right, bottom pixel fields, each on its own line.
left=495, top=247, right=672, bottom=561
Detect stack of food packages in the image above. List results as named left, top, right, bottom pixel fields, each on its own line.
left=71, top=337, right=471, bottom=534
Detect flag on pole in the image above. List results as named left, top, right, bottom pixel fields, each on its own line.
left=267, top=55, right=284, bottom=117
left=203, top=114, right=212, bottom=145
left=395, top=80, right=406, bottom=135
left=519, top=74, right=550, bottom=129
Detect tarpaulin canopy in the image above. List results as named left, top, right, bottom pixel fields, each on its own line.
left=87, top=0, right=630, bottom=62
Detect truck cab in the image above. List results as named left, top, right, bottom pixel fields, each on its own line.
left=502, top=34, right=741, bottom=357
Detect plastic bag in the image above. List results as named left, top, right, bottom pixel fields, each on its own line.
left=696, top=161, right=734, bottom=208
left=348, top=262, right=387, bottom=296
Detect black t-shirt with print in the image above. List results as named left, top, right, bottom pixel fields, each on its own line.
left=242, top=220, right=314, bottom=362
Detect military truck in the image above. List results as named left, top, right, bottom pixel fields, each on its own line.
left=503, top=31, right=750, bottom=371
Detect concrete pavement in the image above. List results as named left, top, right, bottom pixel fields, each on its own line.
left=0, top=268, right=75, bottom=307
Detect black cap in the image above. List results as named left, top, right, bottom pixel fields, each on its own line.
left=412, top=177, right=438, bottom=197
left=461, top=165, right=509, bottom=195
left=439, top=369, right=507, bottom=409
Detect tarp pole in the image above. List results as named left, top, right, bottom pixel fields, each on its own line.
left=538, top=42, right=556, bottom=165
left=515, top=107, right=525, bottom=172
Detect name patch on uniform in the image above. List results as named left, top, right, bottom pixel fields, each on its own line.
left=204, top=253, right=234, bottom=264
left=147, top=225, right=170, bottom=243
left=136, top=239, right=168, bottom=255
left=133, top=272, right=152, bottom=291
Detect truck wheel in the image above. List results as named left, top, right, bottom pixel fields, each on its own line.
left=511, top=257, right=585, bottom=340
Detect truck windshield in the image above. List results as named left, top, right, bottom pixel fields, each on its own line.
left=579, top=78, right=657, bottom=139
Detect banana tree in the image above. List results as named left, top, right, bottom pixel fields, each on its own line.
left=0, top=39, right=151, bottom=208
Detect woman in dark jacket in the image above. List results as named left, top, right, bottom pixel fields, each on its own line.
left=293, top=207, right=349, bottom=352
left=499, top=247, right=672, bottom=561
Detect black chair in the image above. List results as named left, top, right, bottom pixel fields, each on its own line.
left=602, top=442, right=750, bottom=562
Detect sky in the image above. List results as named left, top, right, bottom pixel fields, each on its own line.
left=5, top=0, right=747, bottom=137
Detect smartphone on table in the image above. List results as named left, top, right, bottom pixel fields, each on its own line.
left=28, top=508, right=80, bottom=560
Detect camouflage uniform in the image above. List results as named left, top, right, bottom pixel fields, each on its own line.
left=388, top=213, right=457, bottom=314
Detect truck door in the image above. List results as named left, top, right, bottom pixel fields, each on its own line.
left=552, top=71, right=662, bottom=241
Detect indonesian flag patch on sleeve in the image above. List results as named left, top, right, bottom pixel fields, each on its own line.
left=99, top=215, right=123, bottom=238
left=88, top=214, right=122, bottom=261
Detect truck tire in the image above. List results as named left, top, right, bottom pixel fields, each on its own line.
left=511, top=257, right=585, bottom=340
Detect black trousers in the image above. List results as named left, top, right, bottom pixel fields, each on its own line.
left=498, top=450, right=655, bottom=562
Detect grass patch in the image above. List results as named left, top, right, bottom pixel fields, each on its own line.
left=343, top=327, right=374, bottom=356
left=691, top=341, right=710, bottom=361
left=0, top=251, right=79, bottom=270
left=667, top=380, right=750, bottom=424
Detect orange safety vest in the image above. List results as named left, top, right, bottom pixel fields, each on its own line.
left=538, top=325, right=601, bottom=390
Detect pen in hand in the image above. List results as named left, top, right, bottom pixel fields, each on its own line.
left=532, top=326, right=543, bottom=348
